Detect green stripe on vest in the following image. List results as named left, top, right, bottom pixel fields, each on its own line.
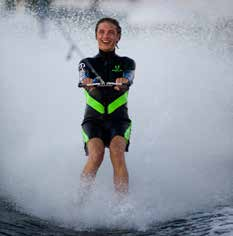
left=84, top=90, right=105, bottom=114
left=107, top=91, right=128, bottom=114
left=82, top=128, right=89, bottom=143
left=124, top=122, right=132, bottom=142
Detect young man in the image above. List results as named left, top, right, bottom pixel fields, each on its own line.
left=79, top=18, right=135, bottom=194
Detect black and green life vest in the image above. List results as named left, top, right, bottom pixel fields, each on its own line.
left=79, top=49, right=136, bottom=123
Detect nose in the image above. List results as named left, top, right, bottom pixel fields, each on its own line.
left=102, top=32, right=110, bottom=40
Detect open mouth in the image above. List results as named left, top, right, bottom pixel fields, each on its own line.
left=101, top=40, right=111, bottom=45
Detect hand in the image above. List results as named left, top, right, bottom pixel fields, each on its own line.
left=114, top=78, right=129, bottom=91
left=81, top=78, right=95, bottom=91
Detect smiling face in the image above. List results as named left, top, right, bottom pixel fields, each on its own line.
left=96, top=21, right=120, bottom=52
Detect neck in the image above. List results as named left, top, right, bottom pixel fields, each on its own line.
left=99, top=49, right=115, bottom=55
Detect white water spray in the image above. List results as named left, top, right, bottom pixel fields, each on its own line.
left=1, top=1, right=233, bottom=230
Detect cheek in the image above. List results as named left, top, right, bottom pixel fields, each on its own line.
left=111, top=36, right=119, bottom=43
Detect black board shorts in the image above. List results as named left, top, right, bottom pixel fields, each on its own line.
left=81, top=119, right=132, bottom=155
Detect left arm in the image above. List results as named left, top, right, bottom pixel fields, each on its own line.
left=114, top=58, right=136, bottom=91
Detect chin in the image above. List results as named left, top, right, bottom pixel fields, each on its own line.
left=101, top=47, right=114, bottom=52
left=99, top=44, right=115, bottom=51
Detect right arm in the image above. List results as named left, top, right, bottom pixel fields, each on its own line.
left=79, top=60, right=94, bottom=90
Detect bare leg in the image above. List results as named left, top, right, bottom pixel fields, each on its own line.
left=80, top=138, right=105, bottom=192
left=109, top=136, right=128, bottom=194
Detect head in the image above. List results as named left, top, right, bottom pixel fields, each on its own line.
left=95, top=17, right=121, bottom=52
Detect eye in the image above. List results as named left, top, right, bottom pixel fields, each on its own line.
left=108, top=30, right=115, bottom=36
left=98, top=29, right=104, bottom=34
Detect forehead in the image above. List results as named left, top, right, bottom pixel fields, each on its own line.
left=97, top=22, right=118, bottom=32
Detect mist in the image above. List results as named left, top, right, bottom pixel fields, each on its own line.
left=1, top=1, right=233, bottom=230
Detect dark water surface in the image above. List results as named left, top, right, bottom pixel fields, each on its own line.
left=1, top=198, right=233, bottom=236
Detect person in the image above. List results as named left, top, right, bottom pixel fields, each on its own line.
left=78, top=17, right=136, bottom=195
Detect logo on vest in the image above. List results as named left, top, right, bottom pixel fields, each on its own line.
left=112, top=65, right=123, bottom=72
left=79, top=63, right=86, bottom=71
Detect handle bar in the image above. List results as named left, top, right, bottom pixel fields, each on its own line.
left=78, top=82, right=130, bottom=88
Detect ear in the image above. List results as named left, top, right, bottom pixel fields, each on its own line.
left=116, top=33, right=121, bottom=43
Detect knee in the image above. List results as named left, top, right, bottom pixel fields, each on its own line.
left=87, top=138, right=105, bottom=167
left=110, top=136, right=126, bottom=156
left=110, top=146, right=126, bottom=167
left=110, top=145, right=125, bottom=158
left=89, top=150, right=104, bottom=166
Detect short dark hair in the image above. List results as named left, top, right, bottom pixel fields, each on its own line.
left=95, top=17, right=121, bottom=41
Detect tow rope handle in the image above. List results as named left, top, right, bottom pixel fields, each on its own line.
left=78, top=81, right=130, bottom=88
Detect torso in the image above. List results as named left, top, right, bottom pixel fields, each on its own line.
left=79, top=50, right=135, bottom=124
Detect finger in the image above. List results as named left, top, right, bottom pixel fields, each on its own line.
left=114, top=86, right=120, bottom=91
left=89, top=87, right=95, bottom=91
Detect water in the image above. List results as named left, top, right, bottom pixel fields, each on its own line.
left=1, top=198, right=233, bottom=235
left=1, top=1, right=233, bottom=235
